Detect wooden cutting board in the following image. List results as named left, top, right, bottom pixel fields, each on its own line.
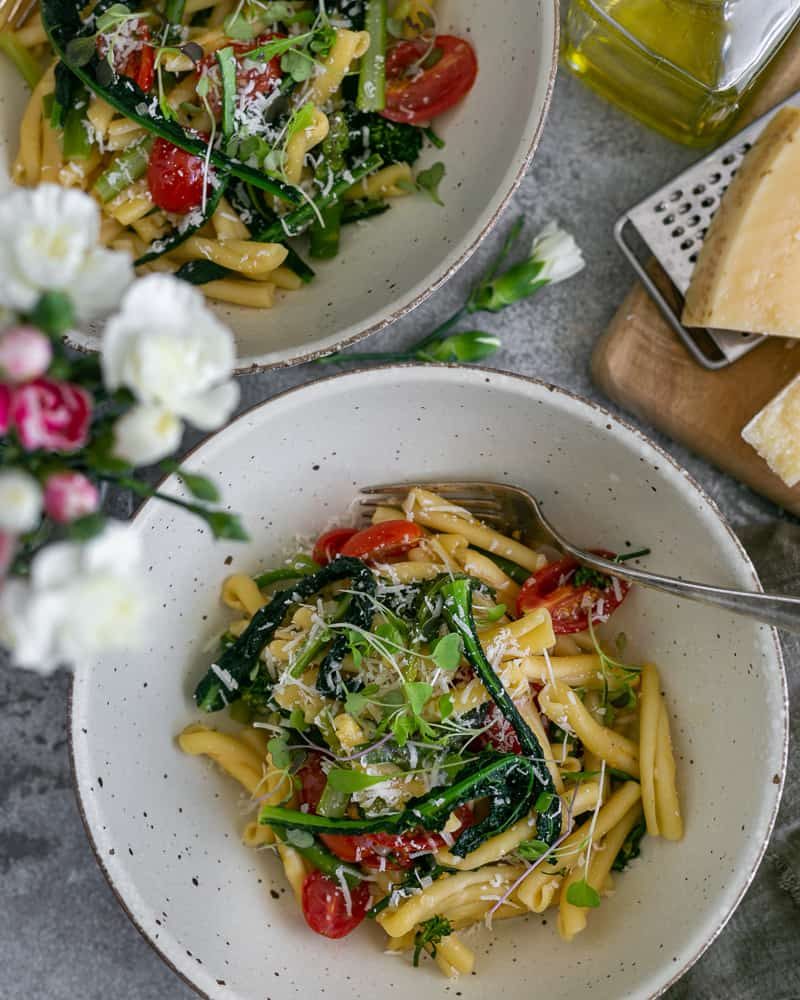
left=591, top=30, right=800, bottom=517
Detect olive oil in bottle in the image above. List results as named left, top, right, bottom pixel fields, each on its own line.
left=563, top=0, right=800, bottom=147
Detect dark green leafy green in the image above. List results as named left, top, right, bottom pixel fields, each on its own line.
left=413, top=916, right=451, bottom=967
left=612, top=816, right=646, bottom=871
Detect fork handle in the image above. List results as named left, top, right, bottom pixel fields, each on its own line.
left=565, top=549, right=800, bottom=635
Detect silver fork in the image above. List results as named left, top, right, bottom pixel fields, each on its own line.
left=357, top=481, right=800, bottom=635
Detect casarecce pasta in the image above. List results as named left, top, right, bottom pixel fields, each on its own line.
left=180, top=487, right=683, bottom=977
left=1, top=0, right=478, bottom=308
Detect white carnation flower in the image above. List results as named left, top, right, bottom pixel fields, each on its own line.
left=112, top=404, right=183, bottom=466
left=530, top=221, right=585, bottom=285
left=102, top=275, right=240, bottom=460
left=0, top=522, right=147, bottom=673
left=0, top=185, right=133, bottom=319
left=0, top=469, right=43, bottom=533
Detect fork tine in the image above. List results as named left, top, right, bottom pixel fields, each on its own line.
left=360, top=482, right=504, bottom=513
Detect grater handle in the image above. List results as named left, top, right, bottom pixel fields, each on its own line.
left=549, top=548, right=800, bottom=635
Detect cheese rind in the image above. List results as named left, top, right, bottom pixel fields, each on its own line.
left=742, top=373, right=800, bottom=487
left=682, top=106, right=800, bottom=338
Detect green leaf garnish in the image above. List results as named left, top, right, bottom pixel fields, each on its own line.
left=288, top=707, right=307, bottom=732
left=268, top=734, right=291, bottom=769
left=413, top=916, right=452, bottom=966
left=431, top=633, right=462, bottom=671
left=566, top=879, right=601, bottom=909
left=404, top=681, right=433, bottom=717
left=177, top=469, right=220, bottom=503
left=517, top=838, right=550, bottom=861
left=326, top=768, right=387, bottom=793
left=438, top=693, right=453, bottom=721
left=415, top=161, right=446, bottom=206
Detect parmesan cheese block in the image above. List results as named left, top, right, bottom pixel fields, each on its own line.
left=742, top=374, right=800, bottom=487
left=682, top=106, right=800, bottom=338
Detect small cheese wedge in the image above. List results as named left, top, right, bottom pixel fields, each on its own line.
left=683, top=106, right=800, bottom=338
left=742, top=374, right=800, bottom=487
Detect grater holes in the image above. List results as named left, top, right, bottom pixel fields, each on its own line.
left=680, top=238, right=694, bottom=250
left=672, top=226, right=685, bottom=237
left=739, top=142, right=752, bottom=155
left=718, top=184, right=728, bottom=196
left=669, top=189, right=682, bottom=202
left=662, top=213, right=676, bottom=225
left=688, top=214, right=701, bottom=227
left=708, top=171, right=721, bottom=184
left=678, top=202, right=691, bottom=214
left=701, top=197, right=715, bottom=207
left=654, top=201, right=667, bottom=213
left=722, top=154, right=736, bottom=165
left=692, top=183, right=706, bottom=195
left=689, top=252, right=698, bottom=263
left=699, top=227, right=708, bottom=237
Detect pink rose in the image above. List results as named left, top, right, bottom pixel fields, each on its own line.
left=44, top=471, right=99, bottom=524
left=0, top=326, right=52, bottom=382
left=11, top=378, right=92, bottom=453
left=0, top=384, right=10, bottom=436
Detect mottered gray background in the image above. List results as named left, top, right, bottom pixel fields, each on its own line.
left=2, top=68, right=799, bottom=999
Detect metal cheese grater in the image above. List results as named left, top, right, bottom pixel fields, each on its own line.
left=614, top=90, right=800, bottom=370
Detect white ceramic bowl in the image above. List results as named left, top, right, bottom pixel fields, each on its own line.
left=0, top=2, right=558, bottom=370
left=70, top=366, right=787, bottom=999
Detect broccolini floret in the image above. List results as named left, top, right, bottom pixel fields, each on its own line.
left=346, top=109, right=424, bottom=166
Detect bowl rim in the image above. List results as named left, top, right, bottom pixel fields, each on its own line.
left=67, top=363, right=789, bottom=1000
left=56, top=0, right=561, bottom=374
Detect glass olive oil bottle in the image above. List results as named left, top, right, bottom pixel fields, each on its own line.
left=564, top=0, right=800, bottom=146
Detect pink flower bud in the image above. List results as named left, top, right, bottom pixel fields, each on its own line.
left=43, top=471, right=99, bottom=524
left=0, top=384, right=10, bottom=436
left=10, top=378, right=92, bottom=453
left=0, top=326, right=52, bottom=382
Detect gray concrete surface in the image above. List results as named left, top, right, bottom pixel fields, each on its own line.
left=1, top=69, right=794, bottom=999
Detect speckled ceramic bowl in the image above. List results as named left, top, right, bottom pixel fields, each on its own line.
left=0, top=2, right=558, bottom=370
left=70, top=366, right=787, bottom=999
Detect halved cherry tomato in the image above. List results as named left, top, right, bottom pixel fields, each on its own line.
left=147, top=138, right=208, bottom=214
left=516, top=550, right=630, bottom=634
left=297, top=752, right=328, bottom=812
left=339, top=520, right=424, bottom=562
left=301, top=869, right=371, bottom=938
left=312, top=528, right=358, bottom=567
left=381, top=34, right=478, bottom=125
left=198, top=33, right=283, bottom=117
left=97, top=22, right=155, bottom=91
left=476, top=703, right=522, bottom=755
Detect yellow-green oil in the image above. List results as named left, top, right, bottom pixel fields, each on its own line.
left=563, top=0, right=798, bottom=147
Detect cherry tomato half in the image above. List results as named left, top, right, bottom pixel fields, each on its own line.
left=198, top=33, right=283, bottom=117
left=312, top=528, right=358, bottom=567
left=516, top=550, right=630, bottom=633
left=381, top=34, right=478, bottom=125
left=97, top=21, right=155, bottom=91
left=476, top=702, right=522, bottom=755
left=301, top=869, right=371, bottom=939
left=147, top=137, right=208, bottom=214
left=339, top=520, right=424, bottom=562
left=297, top=752, right=328, bottom=812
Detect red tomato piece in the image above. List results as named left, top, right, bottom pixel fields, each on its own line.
left=98, top=21, right=155, bottom=91
left=297, top=751, right=328, bottom=813
left=339, top=520, right=424, bottom=562
left=516, top=550, right=630, bottom=634
left=198, top=33, right=283, bottom=117
left=301, top=870, right=371, bottom=939
left=476, top=703, right=522, bottom=755
left=147, top=137, right=207, bottom=214
left=381, top=34, right=478, bottom=125
left=312, top=528, right=358, bottom=567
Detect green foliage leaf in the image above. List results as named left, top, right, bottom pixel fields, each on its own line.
left=286, top=101, right=316, bottom=141
left=413, top=915, right=452, bottom=966
left=517, top=838, right=550, bottom=861
left=288, top=707, right=307, bottom=732
left=326, top=768, right=386, bottom=793
left=415, top=161, right=446, bottom=205
left=268, top=734, right=291, bottom=769
left=534, top=791, right=554, bottom=813
left=431, top=633, right=462, bottom=671
left=177, top=469, right=220, bottom=503
left=418, top=331, right=501, bottom=365
left=566, top=878, right=601, bottom=909
left=28, top=291, right=75, bottom=336
left=404, top=681, right=433, bottom=717
left=64, top=35, right=97, bottom=66
left=344, top=683, right=378, bottom=717
left=202, top=510, right=249, bottom=541
left=67, top=512, right=106, bottom=541
left=483, top=603, right=507, bottom=623
left=438, top=693, right=453, bottom=721
left=223, top=10, right=254, bottom=40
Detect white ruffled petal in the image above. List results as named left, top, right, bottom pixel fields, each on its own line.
left=174, top=379, right=240, bottom=430
left=72, top=245, right=135, bottom=321
left=112, top=404, right=183, bottom=467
